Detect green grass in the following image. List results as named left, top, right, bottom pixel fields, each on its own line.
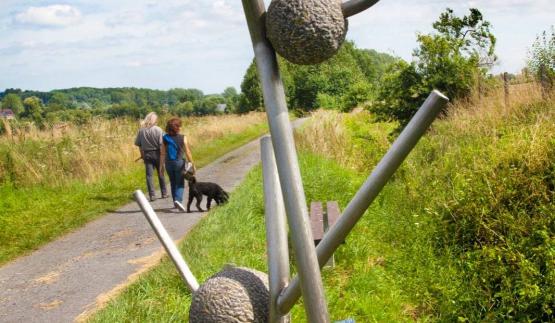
left=0, top=122, right=268, bottom=265
left=91, top=153, right=420, bottom=322
left=192, top=123, right=267, bottom=167
left=0, top=168, right=143, bottom=264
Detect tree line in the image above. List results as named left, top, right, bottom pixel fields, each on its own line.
left=0, top=86, right=240, bottom=126
left=238, top=41, right=397, bottom=113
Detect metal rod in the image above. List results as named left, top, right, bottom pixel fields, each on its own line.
left=134, top=190, right=199, bottom=292
left=277, top=90, right=449, bottom=313
left=242, top=0, right=330, bottom=321
left=342, top=0, right=380, bottom=18
left=261, top=136, right=291, bottom=323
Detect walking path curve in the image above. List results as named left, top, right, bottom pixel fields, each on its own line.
left=0, top=119, right=305, bottom=323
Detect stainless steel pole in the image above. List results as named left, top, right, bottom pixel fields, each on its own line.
left=261, top=136, right=291, bottom=323
left=341, top=0, right=380, bottom=18
left=134, top=190, right=199, bottom=292
left=242, top=0, right=330, bottom=321
left=277, top=90, right=449, bottom=313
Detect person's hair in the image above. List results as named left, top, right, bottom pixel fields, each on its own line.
left=166, top=117, right=182, bottom=135
left=140, top=112, right=158, bottom=128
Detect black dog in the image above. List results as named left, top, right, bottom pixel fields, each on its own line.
left=185, top=175, right=229, bottom=212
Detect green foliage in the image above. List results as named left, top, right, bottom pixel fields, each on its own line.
left=197, top=94, right=225, bottom=115
left=432, top=8, right=496, bottom=67
left=238, top=41, right=397, bottom=113
left=527, top=26, right=555, bottom=92
left=1, top=93, right=23, bottom=115
left=315, top=92, right=340, bottom=110
left=341, top=81, right=374, bottom=111
left=371, top=8, right=496, bottom=128
left=0, top=86, right=241, bottom=120
left=47, top=92, right=72, bottom=112
left=238, top=61, right=264, bottom=113
left=371, top=61, right=428, bottom=125
left=222, top=86, right=239, bottom=112
left=396, top=102, right=553, bottom=320
left=352, top=48, right=399, bottom=84
left=21, top=96, right=44, bottom=123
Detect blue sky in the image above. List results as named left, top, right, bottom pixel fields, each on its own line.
left=1, top=0, right=553, bottom=94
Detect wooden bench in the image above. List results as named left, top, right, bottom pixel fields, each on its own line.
left=310, top=201, right=342, bottom=267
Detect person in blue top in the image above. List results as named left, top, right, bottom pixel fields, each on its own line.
left=161, top=117, right=195, bottom=211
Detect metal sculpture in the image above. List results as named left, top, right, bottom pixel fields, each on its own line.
left=134, top=0, right=449, bottom=322
left=266, top=0, right=381, bottom=64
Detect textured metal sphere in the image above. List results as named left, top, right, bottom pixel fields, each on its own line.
left=189, top=266, right=270, bottom=323
left=266, top=0, right=347, bottom=65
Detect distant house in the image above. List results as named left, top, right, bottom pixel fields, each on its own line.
left=0, top=109, right=15, bottom=119
left=216, top=104, right=227, bottom=113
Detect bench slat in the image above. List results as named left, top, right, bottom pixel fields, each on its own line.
left=326, top=201, right=341, bottom=231
left=310, top=201, right=324, bottom=242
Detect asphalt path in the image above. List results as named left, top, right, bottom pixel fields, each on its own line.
left=0, top=118, right=305, bottom=323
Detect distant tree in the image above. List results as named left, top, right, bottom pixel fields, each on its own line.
left=223, top=86, right=238, bottom=98
left=341, top=81, right=374, bottom=111
left=238, top=41, right=394, bottom=113
left=238, top=62, right=263, bottom=113
left=371, top=61, right=427, bottom=125
left=222, top=86, right=239, bottom=112
left=1, top=93, right=23, bottom=115
left=47, top=92, right=72, bottom=112
left=371, top=8, right=497, bottom=128
left=432, top=8, right=497, bottom=68
left=351, top=48, right=399, bottom=84
left=197, top=95, right=225, bottom=115
left=527, top=26, right=555, bottom=94
left=173, top=101, right=194, bottom=116
left=169, top=88, right=204, bottom=104
left=22, top=96, right=44, bottom=122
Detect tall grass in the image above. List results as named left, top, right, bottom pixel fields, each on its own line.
left=0, top=113, right=267, bottom=188
left=295, top=109, right=394, bottom=172
left=297, top=83, right=555, bottom=321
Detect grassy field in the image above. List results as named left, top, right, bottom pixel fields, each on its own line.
left=91, top=83, right=553, bottom=321
left=0, top=113, right=268, bottom=265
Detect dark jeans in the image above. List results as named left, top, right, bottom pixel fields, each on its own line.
left=166, top=159, right=185, bottom=203
left=144, top=151, right=167, bottom=198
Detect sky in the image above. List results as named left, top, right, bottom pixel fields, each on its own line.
left=0, top=0, right=553, bottom=94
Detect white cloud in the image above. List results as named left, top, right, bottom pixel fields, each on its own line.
left=15, top=5, right=82, bottom=27
left=3, top=0, right=550, bottom=92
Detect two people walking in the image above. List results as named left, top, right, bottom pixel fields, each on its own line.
left=135, top=112, right=195, bottom=211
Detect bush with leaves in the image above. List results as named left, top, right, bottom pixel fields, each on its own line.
left=528, top=26, right=555, bottom=94
left=371, top=8, right=496, bottom=129
left=1, top=93, right=23, bottom=116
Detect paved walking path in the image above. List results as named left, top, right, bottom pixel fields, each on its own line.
left=0, top=119, right=305, bottom=323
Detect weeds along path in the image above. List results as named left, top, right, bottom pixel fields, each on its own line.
left=0, top=118, right=306, bottom=323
